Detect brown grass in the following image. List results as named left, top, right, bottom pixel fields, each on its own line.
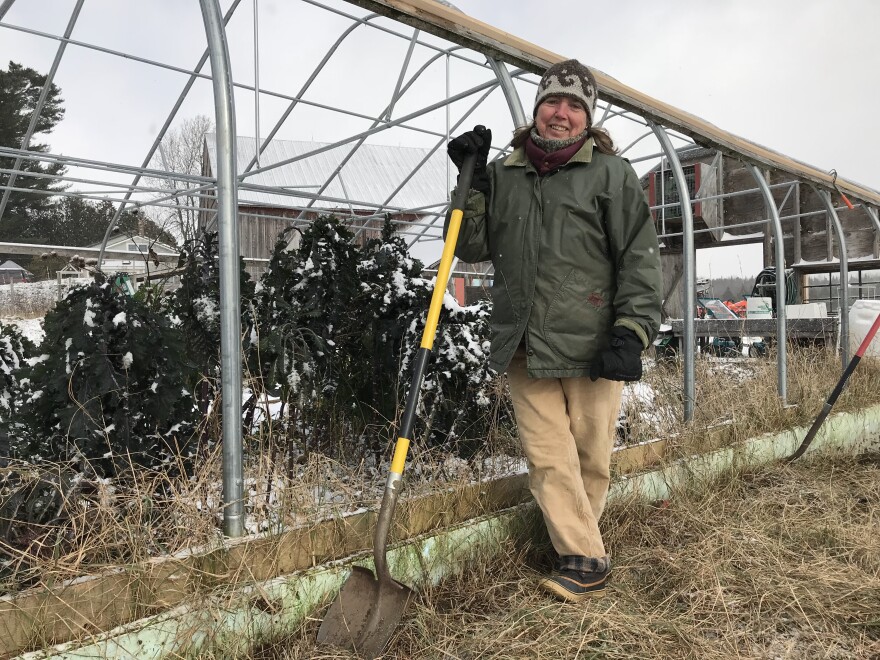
left=0, top=281, right=65, bottom=318
left=3, top=345, right=879, bottom=655
left=621, top=347, right=880, bottom=456
left=252, top=451, right=880, bottom=659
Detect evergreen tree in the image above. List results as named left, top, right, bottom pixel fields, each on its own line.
left=253, top=217, right=359, bottom=402
left=11, top=277, right=198, bottom=477
left=0, top=323, right=35, bottom=422
left=168, top=230, right=255, bottom=417
left=251, top=217, right=362, bottom=458
left=252, top=227, right=322, bottom=402
left=0, top=61, right=66, bottom=241
left=356, top=217, right=431, bottom=431
left=253, top=215, right=501, bottom=460
left=399, top=293, right=498, bottom=453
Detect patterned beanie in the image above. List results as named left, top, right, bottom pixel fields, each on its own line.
left=533, top=59, right=598, bottom=125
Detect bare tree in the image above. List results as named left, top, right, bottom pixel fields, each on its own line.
left=147, top=115, right=214, bottom=244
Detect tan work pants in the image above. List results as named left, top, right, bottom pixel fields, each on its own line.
left=507, top=346, right=624, bottom=558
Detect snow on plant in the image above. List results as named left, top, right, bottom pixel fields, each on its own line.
left=249, top=218, right=352, bottom=462
left=252, top=215, right=505, bottom=461
left=357, top=218, right=429, bottom=317
left=167, top=230, right=255, bottom=415
left=253, top=218, right=357, bottom=400
left=0, top=322, right=35, bottom=421
left=353, top=218, right=432, bottom=437
left=10, top=276, right=199, bottom=478
left=399, top=290, right=500, bottom=452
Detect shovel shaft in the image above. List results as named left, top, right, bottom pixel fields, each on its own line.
left=420, top=206, right=466, bottom=349
left=373, top=153, right=478, bottom=581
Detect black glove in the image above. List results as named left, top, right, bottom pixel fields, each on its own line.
left=447, top=125, right=491, bottom=194
left=589, top=326, right=644, bottom=382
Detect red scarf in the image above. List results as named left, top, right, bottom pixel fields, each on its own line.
left=524, top=134, right=587, bottom=176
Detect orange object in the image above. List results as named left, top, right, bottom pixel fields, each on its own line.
left=725, top=299, right=747, bottom=318
left=829, top=169, right=855, bottom=210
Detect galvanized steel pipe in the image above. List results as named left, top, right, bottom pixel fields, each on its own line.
left=199, top=0, right=245, bottom=538
left=818, top=189, right=851, bottom=369
left=96, top=0, right=245, bottom=271
left=487, top=58, right=528, bottom=128
left=749, top=165, right=788, bottom=404
left=651, top=124, right=696, bottom=421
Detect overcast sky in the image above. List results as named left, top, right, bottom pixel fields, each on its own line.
left=2, top=0, right=878, bottom=278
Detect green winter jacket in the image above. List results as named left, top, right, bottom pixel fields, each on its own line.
left=445, top=138, right=662, bottom=377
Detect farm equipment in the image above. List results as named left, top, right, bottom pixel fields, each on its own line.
left=316, top=153, right=478, bottom=658
left=700, top=298, right=739, bottom=357
left=751, top=266, right=799, bottom=312
left=657, top=268, right=802, bottom=359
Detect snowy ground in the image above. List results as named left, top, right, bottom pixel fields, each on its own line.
left=0, top=278, right=90, bottom=318
left=1, top=278, right=90, bottom=341
left=2, top=316, right=45, bottom=345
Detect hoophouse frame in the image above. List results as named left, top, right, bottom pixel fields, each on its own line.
left=1, top=0, right=879, bottom=538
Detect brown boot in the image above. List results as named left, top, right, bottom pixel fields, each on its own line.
left=538, top=555, right=611, bottom=603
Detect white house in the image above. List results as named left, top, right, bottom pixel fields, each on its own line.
left=86, top=235, right=180, bottom=277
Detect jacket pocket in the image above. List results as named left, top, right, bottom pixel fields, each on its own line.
left=489, top=269, right=519, bottom=352
left=544, top=268, right=612, bottom=364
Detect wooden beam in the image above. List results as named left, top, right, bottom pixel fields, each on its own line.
left=670, top=317, right=837, bottom=340
left=792, top=258, right=880, bottom=275
left=341, top=0, right=880, bottom=206
left=659, top=234, right=765, bottom=253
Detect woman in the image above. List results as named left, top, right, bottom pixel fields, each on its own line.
left=446, top=59, right=662, bottom=602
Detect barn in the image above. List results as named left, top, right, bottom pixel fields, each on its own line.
left=641, top=146, right=880, bottom=316
left=200, top=135, right=451, bottom=279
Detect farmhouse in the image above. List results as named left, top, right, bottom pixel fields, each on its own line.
left=85, top=234, right=180, bottom=277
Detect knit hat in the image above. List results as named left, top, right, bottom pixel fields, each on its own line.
left=533, top=59, right=598, bottom=125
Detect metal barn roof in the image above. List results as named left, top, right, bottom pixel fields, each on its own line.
left=204, top=134, right=451, bottom=213
left=0, top=260, right=30, bottom=272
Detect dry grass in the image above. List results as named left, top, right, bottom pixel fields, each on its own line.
left=0, top=281, right=67, bottom=318
left=621, top=346, right=880, bottom=456
left=6, top=341, right=855, bottom=592
left=252, top=451, right=880, bottom=660
left=0, top=438, right=524, bottom=595
left=0, top=450, right=227, bottom=593
left=3, top=346, right=879, bottom=598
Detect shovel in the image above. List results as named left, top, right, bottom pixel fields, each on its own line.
left=316, top=152, right=478, bottom=658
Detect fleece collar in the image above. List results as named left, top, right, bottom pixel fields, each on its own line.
left=504, top=136, right=595, bottom=169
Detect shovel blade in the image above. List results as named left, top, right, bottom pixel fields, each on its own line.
left=317, top=566, right=413, bottom=659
